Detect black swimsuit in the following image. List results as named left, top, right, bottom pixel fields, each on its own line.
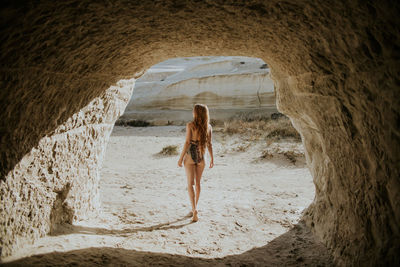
left=187, top=140, right=203, bottom=165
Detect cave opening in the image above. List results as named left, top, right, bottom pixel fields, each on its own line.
left=92, top=56, right=316, bottom=258
left=2, top=56, right=319, bottom=263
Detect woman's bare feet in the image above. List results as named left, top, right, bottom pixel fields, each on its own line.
left=192, top=210, right=198, bottom=222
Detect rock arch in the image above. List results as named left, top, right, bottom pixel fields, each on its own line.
left=0, top=1, right=399, bottom=265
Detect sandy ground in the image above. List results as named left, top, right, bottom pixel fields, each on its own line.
left=3, top=126, right=334, bottom=266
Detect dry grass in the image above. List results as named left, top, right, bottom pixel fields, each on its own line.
left=158, top=145, right=179, bottom=156
left=223, top=113, right=301, bottom=141
left=234, top=143, right=251, bottom=152
left=283, top=151, right=303, bottom=164
left=260, top=150, right=274, bottom=159
left=258, top=145, right=305, bottom=165
left=115, top=119, right=151, bottom=127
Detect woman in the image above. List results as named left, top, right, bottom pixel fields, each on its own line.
left=178, top=104, right=214, bottom=222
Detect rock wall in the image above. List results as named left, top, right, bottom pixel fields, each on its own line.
left=274, top=68, right=400, bottom=265
left=0, top=1, right=399, bottom=265
left=0, top=79, right=134, bottom=257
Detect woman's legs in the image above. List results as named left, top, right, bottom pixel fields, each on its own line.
left=184, top=157, right=205, bottom=222
left=184, top=161, right=196, bottom=213
left=194, top=162, right=205, bottom=208
left=192, top=161, right=205, bottom=222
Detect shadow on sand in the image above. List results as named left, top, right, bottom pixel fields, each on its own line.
left=50, top=214, right=194, bottom=237
left=3, top=221, right=334, bottom=266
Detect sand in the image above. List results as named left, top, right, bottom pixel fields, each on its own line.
left=2, top=126, right=334, bottom=266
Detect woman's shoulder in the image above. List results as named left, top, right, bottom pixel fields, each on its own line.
left=186, top=121, right=194, bottom=131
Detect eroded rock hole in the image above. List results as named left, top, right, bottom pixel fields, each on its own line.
left=1, top=1, right=399, bottom=265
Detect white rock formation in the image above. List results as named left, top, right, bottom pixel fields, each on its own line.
left=129, top=57, right=273, bottom=107
left=122, top=56, right=276, bottom=124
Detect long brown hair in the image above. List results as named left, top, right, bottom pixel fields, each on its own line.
left=192, top=104, right=209, bottom=155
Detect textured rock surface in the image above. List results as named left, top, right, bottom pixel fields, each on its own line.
left=127, top=56, right=274, bottom=110
left=0, top=79, right=134, bottom=257
left=0, top=1, right=399, bottom=265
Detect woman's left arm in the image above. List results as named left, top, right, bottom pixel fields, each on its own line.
left=207, top=125, right=214, bottom=168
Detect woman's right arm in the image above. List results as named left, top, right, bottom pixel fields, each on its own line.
left=178, top=123, right=191, bottom=167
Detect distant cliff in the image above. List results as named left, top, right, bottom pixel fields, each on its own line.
left=121, top=56, right=277, bottom=124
